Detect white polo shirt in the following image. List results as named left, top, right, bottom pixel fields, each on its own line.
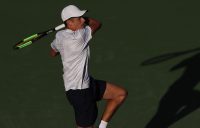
left=51, top=26, right=92, bottom=91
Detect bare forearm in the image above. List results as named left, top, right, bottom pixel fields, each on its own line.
left=50, top=48, right=59, bottom=57
left=84, top=17, right=102, bottom=34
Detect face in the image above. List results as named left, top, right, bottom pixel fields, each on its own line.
left=67, top=17, right=85, bottom=30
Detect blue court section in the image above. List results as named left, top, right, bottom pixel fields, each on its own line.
left=1, top=0, right=200, bottom=127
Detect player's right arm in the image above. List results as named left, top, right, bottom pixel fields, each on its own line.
left=84, top=17, right=102, bottom=35
left=50, top=38, right=60, bottom=57
left=50, top=48, right=59, bottom=57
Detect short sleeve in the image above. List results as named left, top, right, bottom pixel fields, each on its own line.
left=50, top=39, right=59, bottom=52
left=84, top=26, right=92, bottom=42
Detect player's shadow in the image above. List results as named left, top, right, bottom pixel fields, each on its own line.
left=141, top=48, right=200, bottom=128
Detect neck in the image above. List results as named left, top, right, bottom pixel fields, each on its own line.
left=67, top=25, right=84, bottom=31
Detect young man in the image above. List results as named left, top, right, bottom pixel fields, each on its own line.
left=50, top=5, right=128, bottom=128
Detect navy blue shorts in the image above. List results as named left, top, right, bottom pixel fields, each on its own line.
left=65, top=77, right=107, bottom=127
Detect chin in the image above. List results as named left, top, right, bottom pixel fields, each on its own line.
left=80, top=25, right=85, bottom=29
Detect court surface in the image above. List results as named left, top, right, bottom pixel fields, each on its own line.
left=1, top=0, right=200, bottom=127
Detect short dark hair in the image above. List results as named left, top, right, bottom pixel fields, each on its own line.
left=63, top=21, right=68, bottom=28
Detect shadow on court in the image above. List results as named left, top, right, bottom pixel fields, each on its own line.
left=141, top=48, right=200, bottom=128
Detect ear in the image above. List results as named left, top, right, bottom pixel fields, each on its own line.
left=66, top=20, right=73, bottom=27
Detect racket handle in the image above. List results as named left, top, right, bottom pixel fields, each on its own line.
left=55, top=24, right=65, bottom=31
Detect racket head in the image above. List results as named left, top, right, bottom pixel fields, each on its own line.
left=13, top=31, right=49, bottom=50
left=13, top=34, right=39, bottom=49
left=13, top=26, right=60, bottom=50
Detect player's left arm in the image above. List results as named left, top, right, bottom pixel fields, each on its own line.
left=84, top=17, right=102, bottom=35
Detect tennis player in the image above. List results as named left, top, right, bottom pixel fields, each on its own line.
left=50, top=5, right=128, bottom=128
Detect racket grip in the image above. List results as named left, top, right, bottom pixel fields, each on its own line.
left=55, top=24, right=65, bottom=31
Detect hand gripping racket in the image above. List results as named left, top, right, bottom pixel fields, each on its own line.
left=13, top=24, right=65, bottom=50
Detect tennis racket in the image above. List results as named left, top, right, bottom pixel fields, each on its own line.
left=13, top=24, right=65, bottom=50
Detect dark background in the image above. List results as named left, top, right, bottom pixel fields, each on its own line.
left=1, top=0, right=200, bottom=127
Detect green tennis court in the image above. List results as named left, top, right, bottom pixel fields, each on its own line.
left=1, top=0, right=200, bottom=127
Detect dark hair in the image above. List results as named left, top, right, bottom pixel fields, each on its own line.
left=63, top=21, right=68, bottom=28
left=83, top=17, right=89, bottom=25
